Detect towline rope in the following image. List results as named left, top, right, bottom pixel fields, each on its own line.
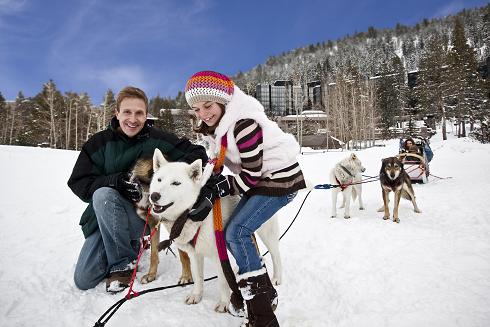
left=314, top=174, right=380, bottom=190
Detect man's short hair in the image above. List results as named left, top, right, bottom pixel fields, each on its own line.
left=116, top=86, right=149, bottom=113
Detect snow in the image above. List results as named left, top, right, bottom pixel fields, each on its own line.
left=1, top=127, right=490, bottom=327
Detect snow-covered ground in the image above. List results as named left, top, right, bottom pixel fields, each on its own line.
left=1, top=127, right=490, bottom=327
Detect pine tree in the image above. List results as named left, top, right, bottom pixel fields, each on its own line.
left=173, top=109, right=194, bottom=139
left=10, top=91, right=39, bottom=146
left=375, top=56, right=406, bottom=138
left=446, top=17, right=479, bottom=137
left=102, top=89, right=116, bottom=129
left=470, top=4, right=490, bottom=143
left=483, top=5, right=490, bottom=58
left=149, top=95, right=165, bottom=118
left=33, top=80, right=65, bottom=148
left=7, top=93, right=23, bottom=145
left=15, top=95, right=37, bottom=146
left=415, top=31, right=449, bottom=140
left=158, top=108, right=175, bottom=132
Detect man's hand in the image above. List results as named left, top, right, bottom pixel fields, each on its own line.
left=113, top=173, right=142, bottom=202
left=188, top=173, right=231, bottom=222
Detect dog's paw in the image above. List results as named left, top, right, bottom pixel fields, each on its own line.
left=330, top=215, right=336, bottom=218
left=393, top=217, right=400, bottom=223
left=178, top=275, right=193, bottom=284
left=272, top=276, right=281, bottom=286
left=140, top=273, right=156, bottom=284
left=414, top=208, right=422, bottom=213
left=344, top=215, right=351, bottom=219
left=383, top=216, right=390, bottom=220
left=185, top=293, right=202, bottom=305
left=359, top=206, right=365, bottom=210
left=214, top=301, right=229, bottom=313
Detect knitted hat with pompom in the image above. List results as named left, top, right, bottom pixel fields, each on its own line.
left=185, top=71, right=234, bottom=107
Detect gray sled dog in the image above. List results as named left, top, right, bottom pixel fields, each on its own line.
left=330, top=153, right=365, bottom=219
left=147, top=148, right=282, bottom=313
left=378, top=156, right=422, bottom=223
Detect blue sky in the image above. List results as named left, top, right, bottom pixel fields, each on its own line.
left=0, top=0, right=488, bottom=103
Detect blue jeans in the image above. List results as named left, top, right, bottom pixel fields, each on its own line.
left=225, top=192, right=297, bottom=275
left=73, top=187, right=147, bottom=290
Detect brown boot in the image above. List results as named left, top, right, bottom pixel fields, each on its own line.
left=106, top=270, right=132, bottom=293
left=238, top=270, right=279, bottom=327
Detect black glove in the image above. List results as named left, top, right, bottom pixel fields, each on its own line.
left=110, top=172, right=142, bottom=202
left=188, top=174, right=231, bottom=222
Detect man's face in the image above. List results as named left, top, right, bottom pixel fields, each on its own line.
left=115, top=97, right=147, bottom=138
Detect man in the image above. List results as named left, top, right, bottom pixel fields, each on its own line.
left=68, top=86, right=207, bottom=293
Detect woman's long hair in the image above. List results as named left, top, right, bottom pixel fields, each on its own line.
left=192, top=103, right=226, bottom=136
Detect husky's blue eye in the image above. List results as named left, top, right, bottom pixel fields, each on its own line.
left=171, top=181, right=181, bottom=186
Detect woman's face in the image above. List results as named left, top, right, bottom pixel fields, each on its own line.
left=406, top=140, right=413, bottom=147
left=192, top=101, right=223, bottom=127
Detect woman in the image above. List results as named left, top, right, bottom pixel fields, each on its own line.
left=402, top=137, right=415, bottom=152
left=185, top=71, right=306, bottom=327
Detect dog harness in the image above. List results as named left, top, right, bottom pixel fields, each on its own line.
left=335, top=164, right=354, bottom=191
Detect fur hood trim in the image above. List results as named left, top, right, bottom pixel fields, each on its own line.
left=214, top=86, right=270, bottom=141
left=205, top=86, right=300, bottom=174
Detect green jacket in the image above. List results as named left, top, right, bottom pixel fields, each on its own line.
left=67, top=117, right=207, bottom=238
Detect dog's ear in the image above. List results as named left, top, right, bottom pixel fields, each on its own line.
left=188, top=159, right=203, bottom=182
left=153, top=148, right=169, bottom=171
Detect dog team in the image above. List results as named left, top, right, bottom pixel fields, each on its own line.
left=68, top=71, right=421, bottom=326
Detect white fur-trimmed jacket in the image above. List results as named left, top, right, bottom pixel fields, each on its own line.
left=204, top=86, right=305, bottom=196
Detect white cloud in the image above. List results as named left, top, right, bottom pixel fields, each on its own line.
left=90, top=65, right=149, bottom=92
left=0, top=0, right=27, bottom=15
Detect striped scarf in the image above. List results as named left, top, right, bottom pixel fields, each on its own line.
left=213, top=135, right=244, bottom=313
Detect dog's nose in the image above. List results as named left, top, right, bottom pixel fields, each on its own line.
left=150, top=192, right=161, bottom=202
left=362, top=167, right=366, bottom=172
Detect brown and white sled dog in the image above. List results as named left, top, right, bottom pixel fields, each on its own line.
left=378, top=156, right=422, bottom=223
left=130, top=156, right=193, bottom=285
left=146, top=149, right=282, bottom=312
left=330, top=153, right=365, bottom=219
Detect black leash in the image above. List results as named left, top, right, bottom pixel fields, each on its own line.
left=314, top=174, right=380, bottom=190
left=429, top=173, right=453, bottom=180
left=93, top=190, right=315, bottom=327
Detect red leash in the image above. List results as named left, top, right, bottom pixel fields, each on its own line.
left=125, top=208, right=159, bottom=299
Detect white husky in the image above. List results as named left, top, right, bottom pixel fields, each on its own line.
left=330, top=153, right=365, bottom=219
left=148, top=149, right=282, bottom=312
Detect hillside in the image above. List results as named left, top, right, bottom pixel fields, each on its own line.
left=233, top=4, right=489, bottom=87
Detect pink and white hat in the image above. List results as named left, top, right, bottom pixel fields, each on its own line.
left=185, top=71, right=234, bottom=107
